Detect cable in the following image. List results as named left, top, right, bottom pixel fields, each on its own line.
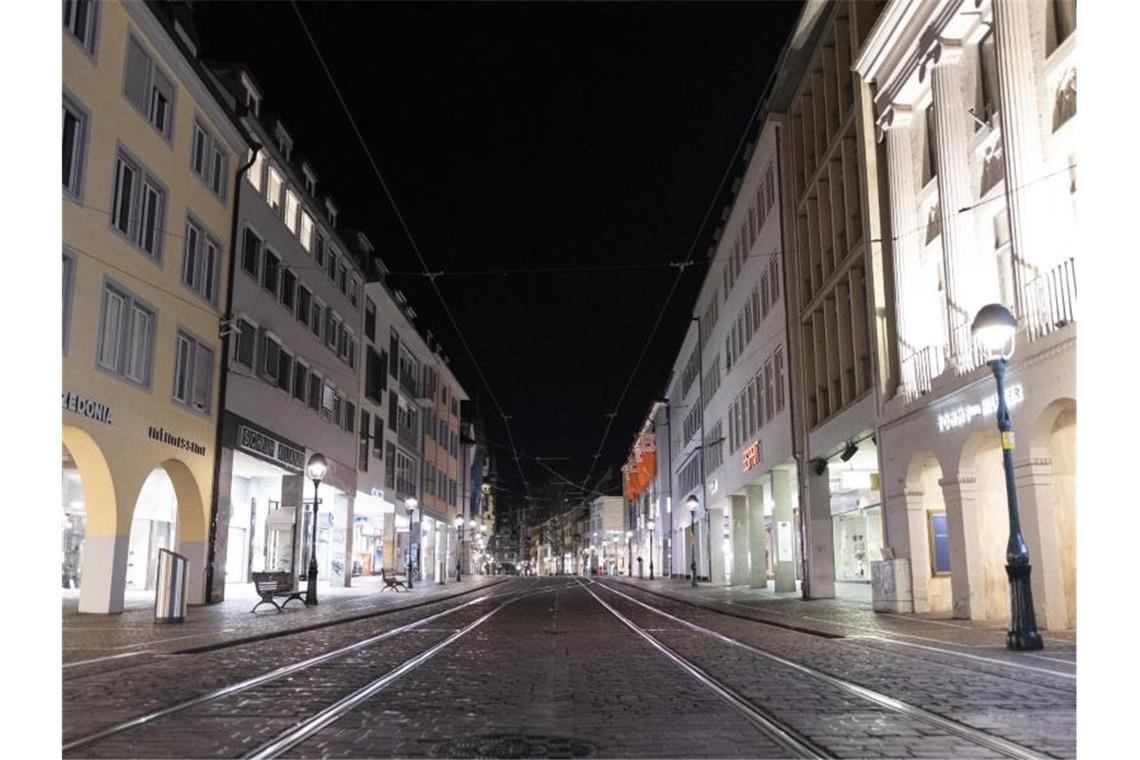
left=290, top=0, right=533, bottom=500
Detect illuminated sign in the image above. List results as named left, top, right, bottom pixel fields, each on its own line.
left=742, top=441, right=762, bottom=471
left=936, top=384, right=1024, bottom=433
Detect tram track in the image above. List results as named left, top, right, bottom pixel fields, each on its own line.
left=585, top=579, right=1050, bottom=760
left=62, top=581, right=566, bottom=757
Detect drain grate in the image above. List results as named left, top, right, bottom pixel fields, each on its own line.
left=433, top=733, right=595, bottom=759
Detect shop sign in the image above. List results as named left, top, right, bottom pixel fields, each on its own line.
left=62, top=391, right=112, bottom=424
left=148, top=426, right=206, bottom=456
left=238, top=425, right=305, bottom=472
left=936, top=384, right=1024, bottom=433
left=742, top=441, right=762, bottom=472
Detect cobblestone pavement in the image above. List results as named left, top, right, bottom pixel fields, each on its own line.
left=62, top=576, right=506, bottom=672
left=61, top=577, right=1076, bottom=759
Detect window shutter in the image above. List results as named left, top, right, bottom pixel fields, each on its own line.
left=124, top=37, right=150, bottom=111
left=151, top=66, right=175, bottom=133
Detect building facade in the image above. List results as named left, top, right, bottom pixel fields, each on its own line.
left=854, top=0, right=1077, bottom=627
left=772, top=0, right=892, bottom=600
left=201, top=65, right=368, bottom=600
left=63, top=0, right=250, bottom=613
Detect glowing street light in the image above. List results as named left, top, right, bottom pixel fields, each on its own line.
left=647, top=518, right=656, bottom=580
left=686, top=496, right=699, bottom=587
left=972, top=303, right=1042, bottom=651
left=405, top=497, right=418, bottom=590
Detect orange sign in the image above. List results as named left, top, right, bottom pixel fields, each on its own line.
left=742, top=441, right=761, bottom=472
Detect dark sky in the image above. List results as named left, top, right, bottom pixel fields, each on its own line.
left=193, top=0, right=803, bottom=520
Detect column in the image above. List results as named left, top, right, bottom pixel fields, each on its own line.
left=731, top=495, right=749, bottom=586
left=928, top=42, right=982, bottom=368
left=803, top=466, right=835, bottom=599
left=206, top=447, right=235, bottom=603
left=879, top=105, right=922, bottom=389
left=382, top=510, right=396, bottom=572
left=992, top=0, right=1050, bottom=312
left=939, top=472, right=986, bottom=619
left=745, top=485, right=767, bottom=590
left=1014, top=455, right=1068, bottom=630
left=709, top=507, right=726, bottom=585
left=78, top=534, right=130, bottom=614
left=884, top=484, right=928, bottom=613
left=771, top=469, right=798, bottom=593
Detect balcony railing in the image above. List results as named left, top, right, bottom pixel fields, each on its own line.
left=950, top=320, right=988, bottom=376
left=1024, top=257, right=1077, bottom=341
left=899, top=345, right=946, bottom=402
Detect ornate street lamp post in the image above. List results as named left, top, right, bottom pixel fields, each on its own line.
left=647, top=518, right=656, bottom=580
left=686, top=496, right=699, bottom=587
left=405, top=497, right=418, bottom=590
left=304, top=453, right=328, bottom=606
left=972, top=303, right=1043, bottom=651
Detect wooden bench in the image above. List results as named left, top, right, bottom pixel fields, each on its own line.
left=380, top=568, right=408, bottom=592
left=250, top=571, right=307, bottom=613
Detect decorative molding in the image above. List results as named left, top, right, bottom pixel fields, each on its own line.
left=876, top=103, right=915, bottom=143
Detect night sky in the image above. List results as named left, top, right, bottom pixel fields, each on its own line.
left=193, top=1, right=804, bottom=521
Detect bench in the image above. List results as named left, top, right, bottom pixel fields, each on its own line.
left=380, top=568, right=408, bottom=592
left=250, top=571, right=307, bottom=613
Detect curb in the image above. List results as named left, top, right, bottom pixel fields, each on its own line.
left=174, top=578, right=511, bottom=654
left=603, top=578, right=845, bottom=640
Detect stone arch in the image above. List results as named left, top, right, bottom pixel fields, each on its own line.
left=160, top=458, right=209, bottom=604
left=63, top=426, right=127, bottom=613
left=956, top=426, right=1011, bottom=621
left=904, top=451, right=952, bottom=613
left=62, top=426, right=116, bottom=536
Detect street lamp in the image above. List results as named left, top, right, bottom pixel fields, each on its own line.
left=405, top=497, right=418, bottom=590
left=454, top=516, right=464, bottom=582
left=972, top=304, right=1043, bottom=651
left=686, top=496, right=699, bottom=587
left=304, top=453, right=328, bottom=606
left=647, top=518, right=656, bottom=580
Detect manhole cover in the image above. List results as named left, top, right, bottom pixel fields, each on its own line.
left=433, top=733, right=595, bottom=759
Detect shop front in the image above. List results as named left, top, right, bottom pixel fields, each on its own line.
left=828, top=461, right=884, bottom=587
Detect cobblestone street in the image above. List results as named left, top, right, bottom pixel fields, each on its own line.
left=62, top=578, right=1076, bottom=759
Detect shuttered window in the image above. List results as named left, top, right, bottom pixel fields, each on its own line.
left=123, top=34, right=175, bottom=140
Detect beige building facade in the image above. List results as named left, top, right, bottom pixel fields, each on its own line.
left=63, top=0, right=249, bottom=613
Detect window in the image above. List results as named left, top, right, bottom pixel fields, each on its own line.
left=325, top=311, right=338, bottom=351
left=296, top=284, right=311, bottom=326
left=111, top=151, right=165, bottom=259
left=359, top=410, right=371, bottom=471
left=365, top=298, right=376, bottom=342
left=338, top=263, right=348, bottom=294
left=262, top=249, right=280, bottom=296
left=345, top=401, right=356, bottom=434
left=192, top=123, right=209, bottom=177
left=293, top=360, right=307, bottom=403
left=241, top=227, right=261, bottom=278
left=210, top=143, right=227, bottom=198
left=1046, top=0, right=1077, bottom=57
left=277, top=349, right=293, bottom=394
left=315, top=234, right=327, bottom=269
left=993, top=211, right=1015, bottom=310
left=976, top=30, right=999, bottom=127
left=322, top=383, right=336, bottom=421
left=172, top=330, right=214, bottom=413
left=308, top=371, right=322, bottom=411
left=63, top=94, right=88, bottom=197
left=63, top=251, right=76, bottom=352
left=348, top=276, right=359, bottom=307
left=235, top=317, right=256, bottom=368
left=385, top=443, right=397, bottom=490
left=373, top=417, right=384, bottom=458
left=63, top=0, right=98, bottom=53
left=311, top=299, right=324, bottom=339
left=261, top=333, right=281, bottom=383
left=248, top=148, right=264, bottom=192
left=266, top=165, right=283, bottom=214
left=769, top=256, right=780, bottom=304
left=97, top=282, right=154, bottom=387
left=183, top=218, right=219, bottom=303
left=326, top=247, right=338, bottom=280
left=761, top=272, right=770, bottom=318
left=299, top=211, right=314, bottom=252
left=929, top=513, right=951, bottom=575
left=774, top=345, right=785, bottom=412
left=764, top=359, right=774, bottom=421
left=347, top=330, right=357, bottom=370
left=123, top=35, right=174, bottom=140
left=922, top=105, right=937, bottom=185
left=281, top=269, right=296, bottom=312
left=285, top=189, right=299, bottom=234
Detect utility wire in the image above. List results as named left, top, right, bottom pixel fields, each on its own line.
left=290, top=0, right=532, bottom=499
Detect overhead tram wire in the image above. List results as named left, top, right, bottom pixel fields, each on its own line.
left=575, top=30, right=791, bottom=498
left=289, top=0, right=531, bottom=499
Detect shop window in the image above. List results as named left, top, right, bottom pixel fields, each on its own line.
left=929, top=512, right=951, bottom=575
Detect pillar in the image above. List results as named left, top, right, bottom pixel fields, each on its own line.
left=885, top=484, right=929, bottom=613
left=181, top=540, right=208, bottom=605
left=731, top=495, right=749, bottom=586
left=879, top=105, right=922, bottom=388
left=929, top=42, right=985, bottom=368
left=78, top=533, right=130, bottom=614
left=383, top=510, right=396, bottom=572
left=1014, top=455, right=1068, bottom=630
left=939, top=472, right=986, bottom=619
left=772, top=469, right=797, bottom=593
left=282, top=474, right=305, bottom=585
left=803, top=466, right=835, bottom=599
left=992, top=0, right=1050, bottom=311
left=709, top=507, right=726, bottom=585
left=745, top=485, right=767, bottom=590
left=206, top=447, right=235, bottom=603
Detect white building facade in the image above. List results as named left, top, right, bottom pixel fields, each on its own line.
left=662, top=120, right=800, bottom=590
left=854, top=0, right=1077, bottom=628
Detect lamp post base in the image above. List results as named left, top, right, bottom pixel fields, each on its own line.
left=690, top=562, right=698, bottom=587
left=1005, top=561, right=1043, bottom=651
left=305, top=559, right=319, bottom=606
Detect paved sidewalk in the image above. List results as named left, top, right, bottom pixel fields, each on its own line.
left=62, top=574, right=507, bottom=667
left=605, top=576, right=1077, bottom=677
